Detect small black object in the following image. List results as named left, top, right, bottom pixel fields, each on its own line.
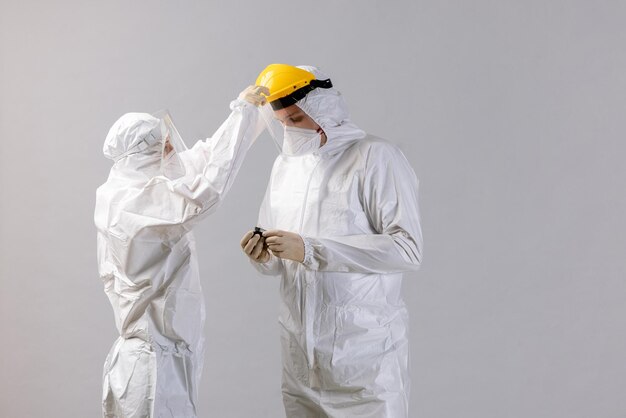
left=253, top=227, right=266, bottom=237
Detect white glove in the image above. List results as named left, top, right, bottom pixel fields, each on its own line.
left=264, top=230, right=305, bottom=263
left=238, top=85, right=270, bottom=107
left=240, top=230, right=271, bottom=263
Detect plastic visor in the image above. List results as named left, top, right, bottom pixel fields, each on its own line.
left=152, top=109, right=188, bottom=179
left=257, top=103, right=285, bottom=154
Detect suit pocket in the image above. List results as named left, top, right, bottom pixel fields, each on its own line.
left=319, top=305, right=392, bottom=391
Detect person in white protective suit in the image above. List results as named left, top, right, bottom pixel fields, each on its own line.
left=240, top=64, right=423, bottom=418
left=95, top=87, right=266, bottom=418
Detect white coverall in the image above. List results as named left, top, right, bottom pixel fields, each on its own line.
left=95, top=100, right=262, bottom=418
left=252, top=67, right=423, bottom=418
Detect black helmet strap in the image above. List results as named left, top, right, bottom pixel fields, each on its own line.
left=270, top=78, right=333, bottom=111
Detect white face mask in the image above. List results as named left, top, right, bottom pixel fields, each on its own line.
left=282, top=126, right=322, bottom=156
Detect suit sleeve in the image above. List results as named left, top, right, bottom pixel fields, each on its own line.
left=302, top=143, right=423, bottom=274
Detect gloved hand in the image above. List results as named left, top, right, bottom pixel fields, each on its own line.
left=238, top=85, right=270, bottom=107
left=264, top=230, right=305, bottom=263
left=241, top=230, right=270, bottom=263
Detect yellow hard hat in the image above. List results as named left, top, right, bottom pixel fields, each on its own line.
left=256, top=64, right=333, bottom=110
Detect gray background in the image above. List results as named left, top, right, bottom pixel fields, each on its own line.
left=1, top=1, right=625, bottom=417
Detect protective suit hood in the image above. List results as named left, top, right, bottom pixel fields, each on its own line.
left=295, top=65, right=366, bottom=156
left=103, top=113, right=162, bottom=160
left=103, top=112, right=189, bottom=181
left=103, top=113, right=163, bottom=181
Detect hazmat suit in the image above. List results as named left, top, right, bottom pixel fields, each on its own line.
left=251, top=65, right=423, bottom=418
left=95, top=100, right=263, bottom=418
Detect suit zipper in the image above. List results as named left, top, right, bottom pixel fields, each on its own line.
left=298, top=157, right=321, bottom=369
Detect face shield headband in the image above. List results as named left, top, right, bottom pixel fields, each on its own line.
left=269, top=78, right=333, bottom=111
left=112, top=131, right=160, bottom=162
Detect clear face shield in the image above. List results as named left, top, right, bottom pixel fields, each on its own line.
left=152, top=109, right=188, bottom=179
left=257, top=103, right=285, bottom=154
left=257, top=97, right=326, bottom=156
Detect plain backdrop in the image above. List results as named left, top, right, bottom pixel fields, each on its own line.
left=1, top=1, right=625, bottom=417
